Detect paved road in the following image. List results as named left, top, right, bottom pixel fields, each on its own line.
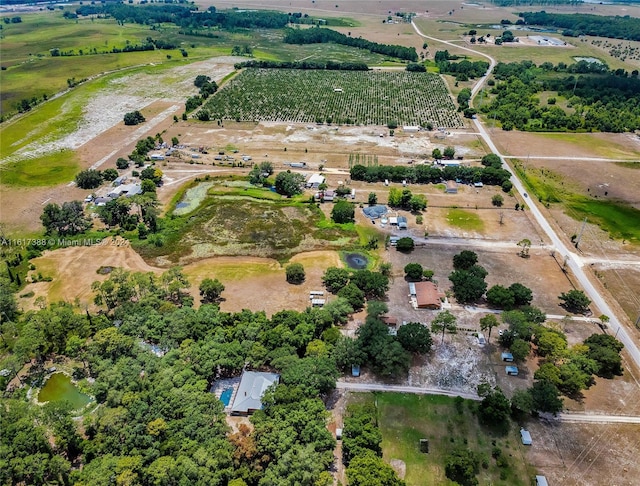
left=411, top=21, right=640, bottom=372
left=336, top=380, right=480, bottom=400
left=555, top=412, right=640, bottom=424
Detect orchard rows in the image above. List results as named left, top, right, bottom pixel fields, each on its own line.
left=201, top=69, right=464, bottom=128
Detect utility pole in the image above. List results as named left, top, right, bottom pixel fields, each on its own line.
left=574, top=217, right=587, bottom=249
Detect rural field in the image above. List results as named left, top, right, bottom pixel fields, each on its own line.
left=2, top=1, right=640, bottom=485
left=202, top=69, right=463, bottom=127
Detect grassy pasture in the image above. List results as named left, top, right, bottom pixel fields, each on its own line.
left=513, top=162, right=640, bottom=244
left=134, top=181, right=359, bottom=262
left=446, top=208, right=485, bottom=232
left=353, top=392, right=535, bottom=486
left=202, top=69, right=463, bottom=127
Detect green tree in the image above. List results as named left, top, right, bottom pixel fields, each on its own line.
left=322, top=267, right=350, bottom=294
left=347, top=452, right=405, bottom=486
left=368, top=192, right=377, bottom=205
left=453, top=250, right=478, bottom=270
left=449, top=265, right=487, bottom=303
left=141, top=179, right=157, bottom=194
left=479, top=314, right=498, bottom=342
left=75, top=169, right=103, bottom=189
left=140, top=166, right=163, bottom=186
left=530, top=380, right=563, bottom=415
left=350, top=270, right=389, bottom=298
left=535, top=329, right=567, bottom=360
left=397, top=322, right=432, bottom=354
left=517, top=238, right=531, bottom=258
left=275, top=171, right=305, bottom=197
left=491, top=194, right=504, bottom=207
left=333, top=336, right=366, bottom=371
left=331, top=200, right=355, bottom=224
left=395, top=237, right=414, bottom=252
left=534, top=362, right=562, bottom=386
left=478, top=387, right=511, bottom=428
left=431, top=310, right=457, bottom=344
left=409, top=194, right=427, bottom=212
left=337, top=283, right=365, bottom=310
left=387, top=187, right=402, bottom=207
left=280, top=356, right=338, bottom=395
left=510, top=338, right=530, bottom=362
left=443, top=146, right=455, bottom=159
left=444, top=447, right=480, bottom=486
left=199, top=278, right=225, bottom=303
left=510, top=389, right=533, bottom=418
left=116, top=157, right=129, bottom=169
left=584, top=333, right=624, bottom=378
left=123, top=110, right=145, bottom=125
left=432, top=148, right=442, bottom=160
left=41, top=201, right=92, bottom=236
left=285, top=263, right=305, bottom=284
left=486, top=285, right=515, bottom=310
left=403, top=263, right=423, bottom=281
left=509, top=283, right=533, bottom=306
left=101, top=168, right=119, bottom=181
left=322, top=297, right=353, bottom=324
left=559, top=289, right=591, bottom=314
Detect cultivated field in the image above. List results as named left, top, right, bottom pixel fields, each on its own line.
left=202, top=68, right=463, bottom=127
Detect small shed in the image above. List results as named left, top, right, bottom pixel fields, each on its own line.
left=150, top=154, right=165, bottom=161
left=506, top=365, right=519, bottom=376
left=473, top=182, right=484, bottom=188
left=306, top=173, right=325, bottom=188
left=336, top=428, right=343, bottom=440
left=501, top=352, right=514, bottom=362
left=381, top=316, right=398, bottom=326
left=311, top=299, right=326, bottom=307
left=520, top=428, right=532, bottom=445
left=535, top=475, right=548, bottom=486
left=477, top=333, right=486, bottom=345
left=446, top=180, right=458, bottom=193
left=309, top=291, right=325, bottom=297
left=389, top=216, right=398, bottom=226
left=403, top=126, right=420, bottom=133
left=397, top=216, right=408, bottom=229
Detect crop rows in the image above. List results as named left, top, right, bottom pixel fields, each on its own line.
left=201, top=69, right=463, bottom=127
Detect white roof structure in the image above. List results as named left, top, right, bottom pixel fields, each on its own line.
left=307, top=174, right=325, bottom=186
left=521, top=428, right=532, bottom=445
left=230, top=371, right=279, bottom=415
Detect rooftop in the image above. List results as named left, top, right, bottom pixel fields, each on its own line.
left=230, top=371, right=280, bottom=415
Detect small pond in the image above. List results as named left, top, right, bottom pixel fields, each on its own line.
left=345, top=253, right=368, bottom=269
left=38, top=373, right=91, bottom=410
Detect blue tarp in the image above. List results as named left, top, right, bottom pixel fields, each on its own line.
left=362, top=205, right=388, bottom=219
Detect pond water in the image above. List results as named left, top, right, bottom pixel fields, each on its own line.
left=38, top=373, right=91, bottom=410
left=345, top=253, right=368, bottom=269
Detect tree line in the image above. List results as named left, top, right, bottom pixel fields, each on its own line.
left=235, top=59, right=370, bottom=71
left=481, top=60, right=640, bottom=132
left=349, top=161, right=512, bottom=187
left=283, top=27, right=419, bottom=62
left=435, top=51, right=489, bottom=81
left=75, top=4, right=292, bottom=30
left=521, top=11, right=640, bottom=41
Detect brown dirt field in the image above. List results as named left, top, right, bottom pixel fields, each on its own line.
left=525, top=421, right=640, bottom=486
left=20, top=242, right=344, bottom=317
left=597, top=268, right=640, bottom=327
left=492, top=131, right=640, bottom=160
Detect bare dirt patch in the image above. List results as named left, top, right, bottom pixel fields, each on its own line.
left=525, top=421, right=640, bottom=486
left=20, top=244, right=343, bottom=317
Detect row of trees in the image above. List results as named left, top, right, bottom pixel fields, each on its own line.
left=521, top=11, right=640, bottom=41
left=283, top=27, right=419, bottom=61
left=350, top=162, right=511, bottom=187
left=235, top=59, right=370, bottom=71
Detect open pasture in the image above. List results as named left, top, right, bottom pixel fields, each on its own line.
left=202, top=69, right=463, bottom=127
left=350, top=392, right=535, bottom=486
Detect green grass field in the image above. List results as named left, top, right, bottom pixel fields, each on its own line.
left=446, top=208, right=485, bottom=232
left=514, top=162, right=640, bottom=244
left=354, top=392, right=535, bottom=486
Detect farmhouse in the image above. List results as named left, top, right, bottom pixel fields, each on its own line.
left=363, top=205, right=388, bottom=219
left=397, top=216, right=408, bottom=229
left=306, top=173, right=325, bottom=189
left=230, top=371, right=280, bottom=416
left=107, top=183, right=142, bottom=199
left=446, top=180, right=458, bottom=193
left=410, top=281, right=443, bottom=309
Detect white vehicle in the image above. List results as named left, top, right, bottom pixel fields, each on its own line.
left=84, top=195, right=93, bottom=203
left=384, top=179, right=389, bottom=186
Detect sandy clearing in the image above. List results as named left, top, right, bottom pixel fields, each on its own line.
left=20, top=244, right=346, bottom=316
